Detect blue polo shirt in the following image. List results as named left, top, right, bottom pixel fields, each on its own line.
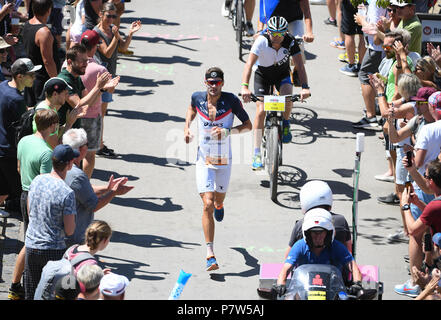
left=285, top=239, right=354, bottom=272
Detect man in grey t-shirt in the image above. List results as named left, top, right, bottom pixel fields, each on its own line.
left=24, top=144, right=78, bottom=300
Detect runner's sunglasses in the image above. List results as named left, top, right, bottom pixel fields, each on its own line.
left=206, top=79, right=223, bottom=87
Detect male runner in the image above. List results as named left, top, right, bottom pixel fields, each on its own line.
left=184, top=67, right=252, bottom=271
left=240, top=16, right=310, bottom=170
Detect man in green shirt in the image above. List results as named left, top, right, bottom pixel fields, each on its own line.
left=392, top=0, right=422, bottom=55
left=57, top=44, right=114, bottom=129
left=9, top=108, right=59, bottom=300
left=32, top=77, right=76, bottom=149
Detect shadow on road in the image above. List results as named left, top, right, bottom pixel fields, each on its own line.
left=107, top=109, right=185, bottom=123
left=111, top=197, right=183, bottom=212
left=96, top=254, right=169, bottom=282
left=110, top=231, right=200, bottom=250
left=120, top=16, right=180, bottom=26
left=119, top=55, right=202, bottom=67
left=209, top=247, right=260, bottom=282
left=91, top=168, right=139, bottom=182
left=117, top=153, right=192, bottom=170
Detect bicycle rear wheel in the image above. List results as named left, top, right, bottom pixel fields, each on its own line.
left=236, top=0, right=244, bottom=60
left=267, top=126, right=279, bottom=202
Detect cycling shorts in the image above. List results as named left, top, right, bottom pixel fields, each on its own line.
left=254, top=71, right=292, bottom=96
left=196, top=162, right=231, bottom=194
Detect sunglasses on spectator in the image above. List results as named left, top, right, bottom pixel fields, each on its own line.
left=0, top=48, right=7, bottom=54
left=206, top=79, right=223, bottom=87
left=382, top=45, right=393, bottom=50
left=269, top=31, right=286, bottom=37
left=387, top=8, right=396, bottom=13
left=105, top=14, right=117, bottom=19
left=424, top=172, right=432, bottom=179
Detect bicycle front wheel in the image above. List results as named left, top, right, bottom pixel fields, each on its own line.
left=236, top=0, right=243, bottom=60
left=267, top=126, right=279, bottom=202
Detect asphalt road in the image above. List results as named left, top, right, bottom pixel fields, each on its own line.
left=0, top=0, right=419, bottom=301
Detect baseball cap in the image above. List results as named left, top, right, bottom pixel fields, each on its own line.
left=0, top=37, right=11, bottom=50
left=390, top=0, right=415, bottom=7
left=43, top=77, right=72, bottom=95
left=433, top=233, right=441, bottom=247
left=54, top=275, right=80, bottom=300
left=53, top=144, right=80, bottom=162
left=428, top=91, right=441, bottom=109
left=99, top=273, right=130, bottom=296
left=80, top=29, right=102, bottom=47
left=410, top=87, right=438, bottom=102
left=10, top=58, right=42, bottom=76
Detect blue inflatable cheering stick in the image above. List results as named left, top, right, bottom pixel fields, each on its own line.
left=168, top=269, right=192, bottom=300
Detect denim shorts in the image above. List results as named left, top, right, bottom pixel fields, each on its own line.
left=102, top=91, right=113, bottom=103
left=395, top=147, right=411, bottom=185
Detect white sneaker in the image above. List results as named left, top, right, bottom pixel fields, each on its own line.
left=0, top=208, right=10, bottom=218
left=221, top=0, right=231, bottom=17
left=387, top=229, right=408, bottom=242
left=374, top=174, right=394, bottom=182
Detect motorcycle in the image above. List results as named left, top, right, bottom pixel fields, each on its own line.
left=257, top=264, right=379, bottom=300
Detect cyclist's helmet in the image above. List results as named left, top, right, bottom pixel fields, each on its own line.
left=267, top=16, right=288, bottom=33
left=302, top=208, right=335, bottom=249
left=299, top=180, right=333, bottom=214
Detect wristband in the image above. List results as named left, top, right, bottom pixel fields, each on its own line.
left=241, top=83, right=249, bottom=87
left=223, top=128, right=231, bottom=137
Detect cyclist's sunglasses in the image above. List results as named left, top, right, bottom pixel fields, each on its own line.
left=206, top=79, right=223, bottom=87
left=269, top=31, right=286, bottom=37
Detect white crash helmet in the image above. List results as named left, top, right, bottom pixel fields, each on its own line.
left=299, top=180, right=333, bottom=214
left=302, top=208, right=335, bottom=248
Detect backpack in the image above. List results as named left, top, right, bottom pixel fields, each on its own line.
left=34, top=245, right=96, bottom=300
left=11, top=107, right=36, bottom=147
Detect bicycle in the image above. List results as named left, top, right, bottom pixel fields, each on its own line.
left=225, top=0, right=245, bottom=60
left=243, top=92, right=301, bottom=202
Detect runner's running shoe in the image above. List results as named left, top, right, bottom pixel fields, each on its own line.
left=214, top=205, right=224, bottom=222
left=394, top=279, right=420, bottom=298
left=252, top=155, right=264, bottom=170
left=206, top=256, right=219, bottom=271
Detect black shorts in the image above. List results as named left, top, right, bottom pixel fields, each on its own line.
left=253, top=70, right=292, bottom=96
left=0, top=157, right=22, bottom=199
left=48, top=8, right=64, bottom=36
left=340, top=0, right=363, bottom=35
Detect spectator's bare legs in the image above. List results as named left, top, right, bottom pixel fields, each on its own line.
left=361, top=83, right=376, bottom=118
left=336, top=0, right=344, bottom=41
left=82, top=151, right=96, bottom=179
left=396, top=184, right=408, bottom=235
left=10, top=247, right=25, bottom=287
left=357, top=35, right=366, bottom=63
left=327, top=0, right=337, bottom=21
left=100, top=102, right=108, bottom=150
left=0, top=195, right=7, bottom=206
left=409, top=233, right=424, bottom=284
left=345, top=35, right=356, bottom=64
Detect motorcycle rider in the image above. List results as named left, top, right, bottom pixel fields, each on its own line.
left=275, top=208, right=363, bottom=297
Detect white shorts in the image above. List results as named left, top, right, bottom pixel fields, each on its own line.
left=196, top=162, right=232, bottom=194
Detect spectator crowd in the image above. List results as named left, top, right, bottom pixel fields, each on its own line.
left=1, top=0, right=441, bottom=300
left=0, top=0, right=137, bottom=300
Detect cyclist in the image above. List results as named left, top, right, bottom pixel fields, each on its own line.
left=274, top=208, right=363, bottom=297
left=240, top=16, right=310, bottom=170
left=222, top=0, right=256, bottom=36
left=184, top=67, right=252, bottom=271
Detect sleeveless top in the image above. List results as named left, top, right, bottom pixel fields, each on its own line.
left=21, top=22, right=61, bottom=81
left=93, top=25, right=118, bottom=76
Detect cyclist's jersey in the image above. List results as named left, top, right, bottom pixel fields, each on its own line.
left=250, top=32, right=301, bottom=81
left=191, top=91, right=249, bottom=167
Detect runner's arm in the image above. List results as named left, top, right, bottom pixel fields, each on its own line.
left=184, top=104, right=196, bottom=144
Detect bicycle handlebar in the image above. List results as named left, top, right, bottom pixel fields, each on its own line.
left=238, top=93, right=302, bottom=103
